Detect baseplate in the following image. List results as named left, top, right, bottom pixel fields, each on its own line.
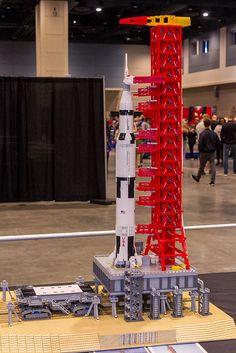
left=0, top=284, right=236, bottom=353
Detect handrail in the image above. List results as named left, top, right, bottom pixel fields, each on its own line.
left=0, top=223, right=235, bottom=242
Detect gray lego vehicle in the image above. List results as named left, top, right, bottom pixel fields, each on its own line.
left=15, top=282, right=100, bottom=320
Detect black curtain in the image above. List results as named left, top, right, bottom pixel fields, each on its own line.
left=0, top=77, right=105, bottom=202
left=54, top=78, right=105, bottom=201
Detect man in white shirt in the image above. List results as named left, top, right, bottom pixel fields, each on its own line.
left=196, top=114, right=210, bottom=138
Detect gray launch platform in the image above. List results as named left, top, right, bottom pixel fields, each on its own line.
left=93, top=255, right=198, bottom=296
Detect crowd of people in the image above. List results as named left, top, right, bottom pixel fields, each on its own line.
left=106, top=112, right=236, bottom=186
left=184, top=113, right=236, bottom=185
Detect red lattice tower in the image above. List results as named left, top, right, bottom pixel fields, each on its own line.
left=120, top=15, right=191, bottom=271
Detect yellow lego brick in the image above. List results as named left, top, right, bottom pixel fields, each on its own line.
left=171, top=265, right=181, bottom=271
left=146, top=15, right=191, bottom=27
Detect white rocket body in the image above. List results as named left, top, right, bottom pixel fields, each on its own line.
left=114, top=55, right=137, bottom=267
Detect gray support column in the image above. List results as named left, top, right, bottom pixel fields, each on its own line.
left=160, top=294, right=167, bottom=314
left=150, top=288, right=161, bottom=320
left=124, top=269, right=143, bottom=321
left=172, top=286, right=183, bottom=318
left=1, top=280, right=12, bottom=302
left=198, top=287, right=210, bottom=316
left=93, top=296, right=100, bottom=319
left=189, top=291, right=198, bottom=312
left=110, top=296, right=118, bottom=318
left=198, top=279, right=210, bottom=316
left=7, top=301, right=21, bottom=327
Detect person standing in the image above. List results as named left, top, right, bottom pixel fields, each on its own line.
left=210, top=114, right=218, bottom=131
left=220, top=117, right=236, bottom=176
left=182, top=121, right=189, bottom=159
left=187, top=126, right=197, bottom=159
left=196, top=114, right=208, bottom=138
left=196, top=114, right=211, bottom=175
left=214, top=117, right=226, bottom=165
left=192, top=117, right=219, bottom=186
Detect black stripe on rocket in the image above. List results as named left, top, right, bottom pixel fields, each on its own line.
left=118, top=133, right=135, bottom=143
left=117, top=177, right=135, bottom=198
left=120, top=110, right=133, bottom=115
left=116, top=237, right=120, bottom=258
left=116, top=176, right=136, bottom=262
left=115, top=105, right=136, bottom=264
left=115, top=236, right=135, bottom=259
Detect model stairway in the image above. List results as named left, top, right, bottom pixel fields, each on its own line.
left=175, top=318, right=236, bottom=342
left=51, top=301, right=71, bottom=315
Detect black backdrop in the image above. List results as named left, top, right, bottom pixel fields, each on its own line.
left=0, top=77, right=106, bottom=202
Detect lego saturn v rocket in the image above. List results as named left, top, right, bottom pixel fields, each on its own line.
left=112, top=54, right=140, bottom=268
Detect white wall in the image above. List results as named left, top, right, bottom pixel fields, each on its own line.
left=0, top=41, right=36, bottom=76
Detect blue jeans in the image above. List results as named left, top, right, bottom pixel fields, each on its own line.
left=223, top=144, right=236, bottom=174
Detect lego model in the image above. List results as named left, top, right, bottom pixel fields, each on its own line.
left=111, top=54, right=138, bottom=268
left=93, top=14, right=210, bottom=322
left=110, top=54, right=163, bottom=268
left=1, top=15, right=210, bottom=325
left=133, top=15, right=190, bottom=271
left=14, top=282, right=100, bottom=320
left=1, top=14, right=236, bottom=353
left=7, top=301, right=21, bottom=327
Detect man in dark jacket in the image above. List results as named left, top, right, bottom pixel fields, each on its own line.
left=192, top=117, right=219, bottom=186
left=220, top=117, right=236, bottom=175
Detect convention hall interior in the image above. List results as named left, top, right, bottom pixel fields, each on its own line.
left=0, top=0, right=236, bottom=351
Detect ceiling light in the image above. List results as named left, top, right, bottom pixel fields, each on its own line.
left=73, top=20, right=77, bottom=24
left=131, top=1, right=138, bottom=8
left=203, top=12, right=209, bottom=17
left=96, top=7, right=102, bottom=12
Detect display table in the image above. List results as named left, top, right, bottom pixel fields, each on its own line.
left=0, top=272, right=235, bottom=353
left=200, top=272, right=236, bottom=353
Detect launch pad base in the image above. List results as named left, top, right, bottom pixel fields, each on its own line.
left=0, top=291, right=236, bottom=353
left=93, top=255, right=198, bottom=295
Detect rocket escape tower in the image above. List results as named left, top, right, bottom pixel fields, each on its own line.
left=120, top=15, right=191, bottom=271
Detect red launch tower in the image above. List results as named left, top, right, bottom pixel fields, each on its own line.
left=120, top=15, right=191, bottom=271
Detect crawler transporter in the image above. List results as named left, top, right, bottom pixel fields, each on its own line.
left=15, top=282, right=100, bottom=320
